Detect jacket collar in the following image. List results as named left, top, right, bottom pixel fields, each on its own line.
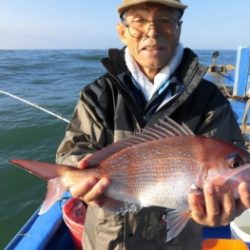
left=101, top=47, right=208, bottom=123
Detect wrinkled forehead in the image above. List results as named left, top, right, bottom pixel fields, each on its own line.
left=124, top=3, right=181, bottom=19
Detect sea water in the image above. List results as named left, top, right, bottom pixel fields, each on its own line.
left=0, top=49, right=237, bottom=247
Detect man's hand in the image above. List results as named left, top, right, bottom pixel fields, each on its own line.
left=188, top=181, right=250, bottom=227
left=69, top=155, right=111, bottom=206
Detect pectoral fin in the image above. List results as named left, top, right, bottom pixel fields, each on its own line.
left=164, top=209, right=191, bottom=242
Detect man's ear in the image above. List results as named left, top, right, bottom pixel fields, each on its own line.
left=176, top=22, right=182, bottom=41
left=117, top=23, right=127, bottom=45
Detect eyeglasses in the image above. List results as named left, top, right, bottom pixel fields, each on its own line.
left=122, top=18, right=181, bottom=38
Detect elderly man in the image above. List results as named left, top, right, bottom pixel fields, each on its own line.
left=56, top=0, right=250, bottom=249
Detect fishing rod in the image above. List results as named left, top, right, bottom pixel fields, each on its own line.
left=0, top=89, right=70, bottom=124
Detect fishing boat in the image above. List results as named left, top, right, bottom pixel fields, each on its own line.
left=4, top=46, right=250, bottom=250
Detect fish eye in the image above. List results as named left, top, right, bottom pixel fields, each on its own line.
left=227, top=153, right=243, bottom=169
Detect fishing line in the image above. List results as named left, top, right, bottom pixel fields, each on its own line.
left=0, top=89, right=70, bottom=124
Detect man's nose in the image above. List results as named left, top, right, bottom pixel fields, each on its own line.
left=146, top=24, right=160, bottom=37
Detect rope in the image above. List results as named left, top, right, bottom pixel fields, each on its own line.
left=241, top=98, right=250, bottom=134
left=208, top=65, right=234, bottom=98
left=0, top=89, right=70, bottom=124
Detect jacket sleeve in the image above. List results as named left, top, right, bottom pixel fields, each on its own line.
left=56, top=85, right=113, bottom=166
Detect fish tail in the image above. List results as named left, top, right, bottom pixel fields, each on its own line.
left=9, top=159, right=70, bottom=214
left=9, top=159, right=69, bottom=180
left=38, top=177, right=68, bottom=215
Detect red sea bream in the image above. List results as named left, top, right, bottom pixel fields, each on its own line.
left=10, top=117, right=250, bottom=241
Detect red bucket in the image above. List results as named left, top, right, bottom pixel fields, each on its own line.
left=62, top=198, right=87, bottom=250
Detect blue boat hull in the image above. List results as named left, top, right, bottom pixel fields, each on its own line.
left=5, top=194, right=250, bottom=250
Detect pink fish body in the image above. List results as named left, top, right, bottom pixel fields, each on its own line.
left=10, top=117, right=250, bottom=241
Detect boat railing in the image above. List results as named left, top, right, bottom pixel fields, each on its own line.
left=231, top=47, right=250, bottom=142
left=206, top=46, right=250, bottom=142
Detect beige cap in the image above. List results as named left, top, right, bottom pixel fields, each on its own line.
left=118, top=0, right=187, bottom=15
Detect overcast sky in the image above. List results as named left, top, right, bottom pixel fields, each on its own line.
left=0, top=0, right=249, bottom=50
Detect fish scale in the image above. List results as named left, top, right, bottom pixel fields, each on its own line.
left=93, top=137, right=204, bottom=209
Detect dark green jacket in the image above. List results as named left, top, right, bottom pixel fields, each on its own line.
left=56, top=48, right=244, bottom=250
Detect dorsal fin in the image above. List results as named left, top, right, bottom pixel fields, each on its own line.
left=162, top=116, right=194, bottom=136
left=85, top=117, right=194, bottom=167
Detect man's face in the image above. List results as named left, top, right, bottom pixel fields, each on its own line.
left=117, top=3, right=182, bottom=76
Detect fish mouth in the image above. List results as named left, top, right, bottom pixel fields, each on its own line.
left=212, top=164, right=250, bottom=187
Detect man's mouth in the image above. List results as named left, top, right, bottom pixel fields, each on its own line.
left=141, top=45, right=163, bottom=52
